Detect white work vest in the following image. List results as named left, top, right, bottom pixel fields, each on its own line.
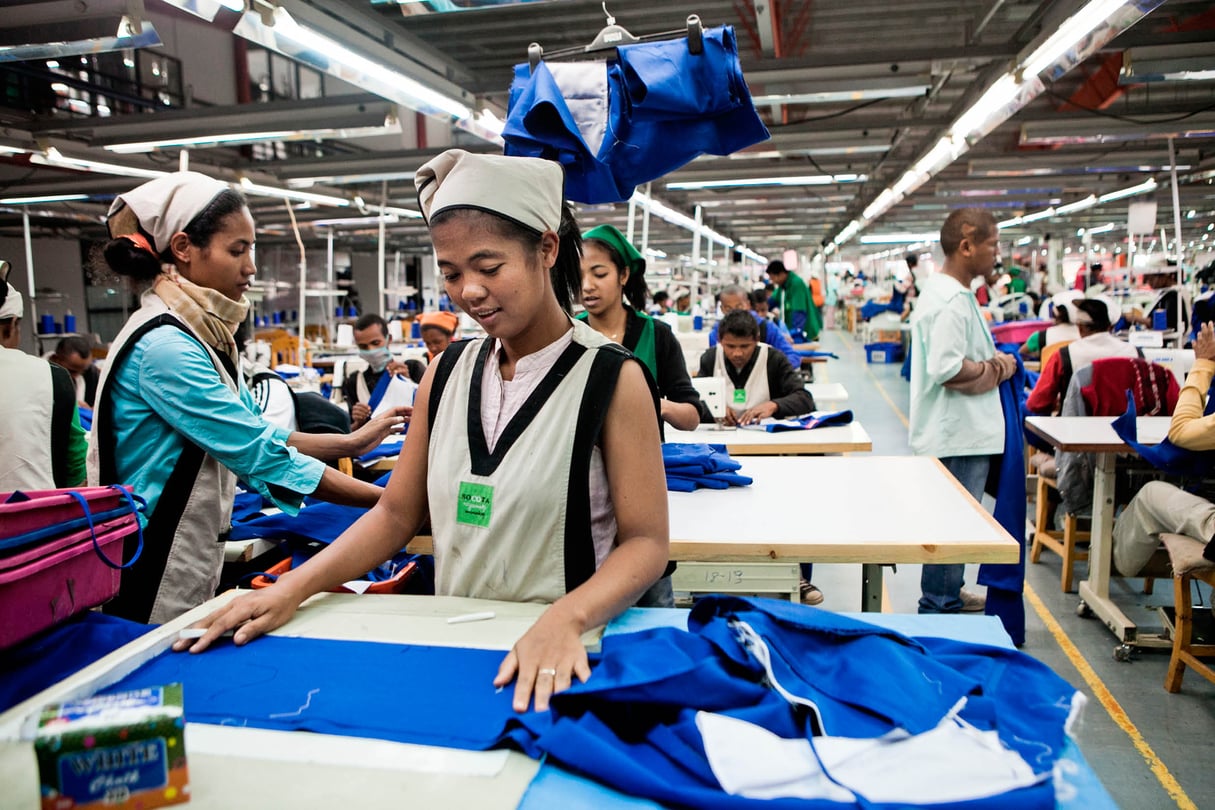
left=713, top=343, right=771, bottom=417
left=88, top=291, right=238, bottom=624
left=426, top=321, right=628, bottom=603
left=0, top=346, right=56, bottom=491
left=1043, top=324, right=1080, bottom=347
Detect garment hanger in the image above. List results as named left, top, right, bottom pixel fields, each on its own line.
left=527, top=6, right=703, bottom=72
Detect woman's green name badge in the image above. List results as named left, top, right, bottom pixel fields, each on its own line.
left=733, top=389, right=747, bottom=406
left=457, top=481, right=493, bottom=528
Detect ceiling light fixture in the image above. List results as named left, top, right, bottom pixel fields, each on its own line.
left=287, top=171, right=418, bottom=188
left=1097, top=178, right=1158, bottom=202
left=665, top=174, right=866, bottom=190
left=858, top=232, right=940, bottom=244
left=827, top=0, right=1161, bottom=250
left=240, top=177, right=350, bottom=208
left=31, top=148, right=169, bottom=180
left=1088, top=222, right=1117, bottom=234
left=751, top=85, right=931, bottom=105
left=1054, top=196, right=1098, bottom=215
left=103, top=120, right=404, bottom=153
left=0, top=194, right=89, bottom=205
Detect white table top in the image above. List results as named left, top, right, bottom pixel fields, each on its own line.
left=664, top=421, right=872, bottom=455
left=673, top=330, right=711, bottom=351
left=0, top=593, right=564, bottom=810
left=665, top=456, right=1019, bottom=564
left=1023, top=416, right=1171, bottom=452
left=806, top=382, right=848, bottom=403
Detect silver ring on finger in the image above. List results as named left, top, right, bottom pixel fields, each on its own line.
left=538, top=667, right=557, bottom=677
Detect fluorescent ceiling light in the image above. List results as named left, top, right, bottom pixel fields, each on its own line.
left=103, top=120, right=403, bottom=154
left=1020, top=207, right=1056, bottom=224
left=1098, top=178, right=1157, bottom=203
left=752, top=85, right=930, bottom=105
left=0, top=15, right=160, bottom=63
left=858, top=232, right=940, bottom=244
left=31, top=148, right=169, bottom=180
left=287, top=171, right=417, bottom=188
left=236, top=7, right=472, bottom=121
left=240, top=178, right=350, bottom=208
left=1088, top=223, right=1117, bottom=234
left=1054, top=195, right=1097, bottom=215
left=311, top=215, right=399, bottom=228
left=0, top=194, right=89, bottom=205
left=666, top=174, right=865, bottom=190
left=644, top=248, right=667, bottom=258
left=1021, top=0, right=1129, bottom=77
left=630, top=190, right=734, bottom=248
left=1019, top=115, right=1215, bottom=146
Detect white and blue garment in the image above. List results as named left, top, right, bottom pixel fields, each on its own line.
left=742, top=409, right=853, bottom=433
left=506, top=596, right=1083, bottom=809
left=504, top=26, right=769, bottom=203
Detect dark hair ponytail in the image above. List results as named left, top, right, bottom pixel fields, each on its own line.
left=551, top=201, right=582, bottom=316
left=99, top=188, right=248, bottom=282
left=584, top=237, right=648, bottom=312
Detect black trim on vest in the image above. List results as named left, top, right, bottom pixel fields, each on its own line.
left=426, top=338, right=475, bottom=445
left=48, top=364, right=76, bottom=488
left=94, top=314, right=216, bottom=623
left=564, top=345, right=629, bottom=592
left=466, top=339, right=587, bottom=477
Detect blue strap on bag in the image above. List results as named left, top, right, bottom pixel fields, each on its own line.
left=64, top=486, right=145, bottom=570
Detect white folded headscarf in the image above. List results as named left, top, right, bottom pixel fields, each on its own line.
left=0, top=282, right=22, bottom=320
left=415, top=149, right=563, bottom=234
left=107, top=171, right=231, bottom=254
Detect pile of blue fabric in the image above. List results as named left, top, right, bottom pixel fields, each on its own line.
left=663, top=443, right=752, bottom=492
left=746, top=409, right=852, bottom=433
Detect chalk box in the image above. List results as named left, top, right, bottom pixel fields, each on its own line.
left=35, top=684, right=189, bottom=810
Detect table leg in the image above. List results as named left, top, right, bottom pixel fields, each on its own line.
left=1078, top=452, right=1137, bottom=643
left=861, top=564, right=883, bottom=613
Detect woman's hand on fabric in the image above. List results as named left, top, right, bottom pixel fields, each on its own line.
left=1195, top=322, right=1215, bottom=362
left=493, top=606, right=590, bottom=713
left=350, top=402, right=372, bottom=428
left=170, top=586, right=301, bottom=654
left=347, top=406, right=411, bottom=456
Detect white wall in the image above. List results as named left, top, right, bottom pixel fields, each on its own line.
left=0, top=237, right=88, bottom=355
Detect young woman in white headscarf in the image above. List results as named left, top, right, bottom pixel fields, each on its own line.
left=91, top=172, right=401, bottom=625
left=177, top=152, right=669, bottom=715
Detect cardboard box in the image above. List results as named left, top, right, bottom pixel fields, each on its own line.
left=35, top=684, right=189, bottom=810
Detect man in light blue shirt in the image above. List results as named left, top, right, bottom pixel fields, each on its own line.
left=909, top=209, right=1017, bottom=614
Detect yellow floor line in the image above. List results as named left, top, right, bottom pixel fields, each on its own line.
left=1024, top=582, right=1196, bottom=810
left=867, top=367, right=910, bottom=429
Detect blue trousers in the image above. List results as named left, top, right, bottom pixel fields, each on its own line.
left=920, top=455, right=990, bottom=613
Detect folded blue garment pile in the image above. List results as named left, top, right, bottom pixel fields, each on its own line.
left=743, top=409, right=853, bottom=433
left=662, top=443, right=752, bottom=492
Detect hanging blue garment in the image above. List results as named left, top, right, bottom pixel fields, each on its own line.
left=504, top=26, right=770, bottom=204
left=744, top=409, right=852, bottom=433
left=977, top=356, right=1029, bottom=646
left=1111, top=384, right=1215, bottom=478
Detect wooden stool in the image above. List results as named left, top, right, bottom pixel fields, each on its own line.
left=1029, top=472, right=1090, bottom=593
left=1161, top=533, right=1215, bottom=693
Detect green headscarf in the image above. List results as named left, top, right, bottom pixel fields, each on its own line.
left=582, top=224, right=646, bottom=277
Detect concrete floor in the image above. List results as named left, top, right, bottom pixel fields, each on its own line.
left=800, top=327, right=1214, bottom=810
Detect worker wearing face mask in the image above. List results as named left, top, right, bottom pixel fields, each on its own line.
left=342, top=313, right=425, bottom=429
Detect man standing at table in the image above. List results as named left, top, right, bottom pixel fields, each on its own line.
left=909, top=209, right=1017, bottom=614
left=768, top=260, right=819, bottom=343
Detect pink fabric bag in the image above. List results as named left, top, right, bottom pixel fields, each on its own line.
left=0, top=486, right=144, bottom=649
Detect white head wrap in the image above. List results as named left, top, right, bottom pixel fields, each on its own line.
left=0, top=282, right=22, bottom=320
left=415, top=149, right=563, bottom=234
left=107, top=171, right=233, bottom=254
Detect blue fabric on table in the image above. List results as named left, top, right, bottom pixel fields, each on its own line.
left=977, top=355, right=1029, bottom=646
left=0, top=612, right=150, bottom=713
left=101, top=636, right=522, bottom=751
left=504, top=26, right=769, bottom=204
left=231, top=488, right=267, bottom=525
left=797, top=350, right=839, bottom=360
left=229, top=472, right=390, bottom=543
left=356, top=439, right=405, bottom=464
left=504, top=595, right=1074, bottom=809
left=662, top=443, right=751, bottom=492
left=747, top=409, right=852, bottom=432
left=1112, top=383, right=1215, bottom=478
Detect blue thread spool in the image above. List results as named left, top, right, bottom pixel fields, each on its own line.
left=40, top=313, right=54, bottom=334
left=63, top=313, right=76, bottom=333
left=1152, top=309, right=1167, bottom=331
left=411, top=320, right=421, bottom=339
left=693, top=314, right=704, bottom=331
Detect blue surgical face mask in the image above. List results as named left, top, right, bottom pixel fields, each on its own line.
left=359, top=346, right=392, bottom=373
